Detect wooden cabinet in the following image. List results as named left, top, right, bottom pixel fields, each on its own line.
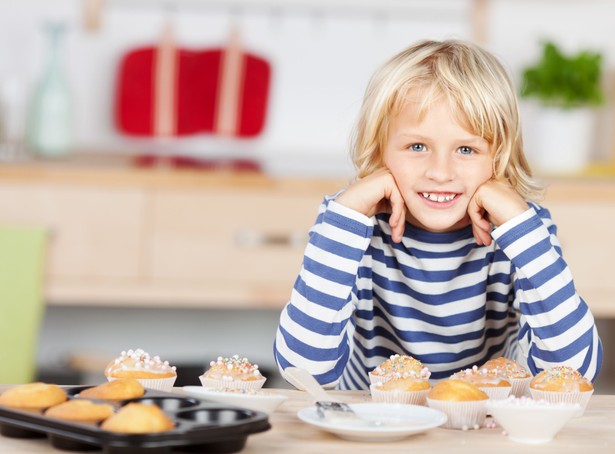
left=541, top=179, right=615, bottom=318
left=0, top=161, right=613, bottom=316
left=0, top=182, right=144, bottom=281
left=0, top=162, right=342, bottom=308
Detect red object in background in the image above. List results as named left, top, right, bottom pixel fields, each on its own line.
left=115, top=34, right=271, bottom=138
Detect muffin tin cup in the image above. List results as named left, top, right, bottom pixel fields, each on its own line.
left=369, top=386, right=429, bottom=406
left=199, top=376, right=266, bottom=392
left=0, top=385, right=270, bottom=453
left=426, top=398, right=488, bottom=430
left=529, top=389, right=593, bottom=417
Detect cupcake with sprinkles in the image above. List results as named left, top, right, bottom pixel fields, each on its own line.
left=451, top=365, right=512, bottom=400
left=529, top=365, right=593, bottom=416
left=370, top=375, right=431, bottom=406
left=105, top=348, right=177, bottom=391
left=369, top=354, right=431, bottom=384
left=481, top=357, right=532, bottom=397
left=200, top=355, right=266, bottom=391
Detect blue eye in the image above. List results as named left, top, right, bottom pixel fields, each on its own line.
left=458, top=146, right=475, bottom=155
left=410, top=143, right=425, bottom=152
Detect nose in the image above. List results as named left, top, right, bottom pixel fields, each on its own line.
left=424, top=152, right=455, bottom=182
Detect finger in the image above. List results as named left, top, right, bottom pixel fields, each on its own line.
left=467, top=198, right=492, bottom=246
left=392, top=204, right=406, bottom=243
left=473, top=224, right=492, bottom=247
left=467, top=197, right=491, bottom=232
left=387, top=187, right=406, bottom=243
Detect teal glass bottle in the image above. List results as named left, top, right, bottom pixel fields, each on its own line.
left=27, top=23, right=72, bottom=157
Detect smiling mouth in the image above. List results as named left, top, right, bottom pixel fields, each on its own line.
left=420, top=192, right=459, bottom=203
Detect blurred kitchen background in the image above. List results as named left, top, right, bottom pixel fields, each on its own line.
left=1, top=0, right=614, bottom=391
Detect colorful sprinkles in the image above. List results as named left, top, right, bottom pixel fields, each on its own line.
left=371, top=354, right=431, bottom=379
left=110, top=348, right=176, bottom=374
left=206, top=355, right=263, bottom=381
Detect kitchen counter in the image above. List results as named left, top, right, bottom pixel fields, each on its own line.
left=1, top=389, right=613, bottom=453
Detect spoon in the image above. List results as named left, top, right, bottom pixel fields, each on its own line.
left=284, top=367, right=379, bottom=426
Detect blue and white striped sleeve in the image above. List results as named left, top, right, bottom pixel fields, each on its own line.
left=273, top=197, right=373, bottom=388
left=491, top=204, right=602, bottom=381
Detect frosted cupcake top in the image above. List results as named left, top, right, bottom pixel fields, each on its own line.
left=530, top=366, right=593, bottom=392
left=451, top=365, right=512, bottom=387
left=370, top=354, right=431, bottom=380
left=481, top=357, right=531, bottom=379
left=203, top=355, right=264, bottom=382
left=105, top=348, right=177, bottom=378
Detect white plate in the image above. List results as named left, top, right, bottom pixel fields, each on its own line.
left=183, top=386, right=288, bottom=415
left=297, top=403, right=447, bottom=442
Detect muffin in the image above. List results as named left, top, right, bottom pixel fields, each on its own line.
left=79, top=379, right=145, bottom=400
left=529, top=366, right=593, bottom=416
left=370, top=375, right=430, bottom=405
left=481, top=357, right=532, bottom=397
left=101, top=403, right=174, bottom=434
left=426, top=379, right=489, bottom=430
left=368, top=354, right=431, bottom=384
left=0, top=383, right=67, bottom=410
left=451, top=365, right=512, bottom=400
left=45, top=399, right=114, bottom=423
left=105, top=349, right=177, bottom=391
left=200, top=355, right=266, bottom=391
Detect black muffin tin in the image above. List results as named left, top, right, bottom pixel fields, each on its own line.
left=0, top=385, right=270, bottom=453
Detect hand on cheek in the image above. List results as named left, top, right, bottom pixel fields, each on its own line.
left=467, top=180, right=530, bottom=246
left=335, top=168, right=406, bottom=243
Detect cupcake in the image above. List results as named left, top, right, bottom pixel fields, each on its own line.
left=0, top=383, right=67, bottom=410
left=101, top=403, right=174, bottom=434
left=529, top=366, right=593, bottom=416
left=105, top=348, right=177, bottom=391
left=200, top=355, right=266, bottom=391
left=481, top=357, right=532, bottom=397
left=368, top=354, right=431, bottom=384
left=370, top=375, right=430, bottom=405
left=426, top=379, right=489, bottom=430
left=45, top=399, right=114, bottom=423
left=79, top=379, right=145, bottom=400
left=451, top=365, right=512, bottom=400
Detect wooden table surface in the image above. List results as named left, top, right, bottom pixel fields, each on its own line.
left=0, top=388, right=613, bottom=453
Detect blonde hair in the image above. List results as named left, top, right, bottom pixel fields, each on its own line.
left=351, top=39, right=543, bottom=200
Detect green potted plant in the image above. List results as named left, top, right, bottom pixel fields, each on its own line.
left=520, top=41, right=604, bottom=173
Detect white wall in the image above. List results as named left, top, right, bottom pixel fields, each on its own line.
left=2, top=0, right=614, bottom=174
left=0, top=0, right=472, bottom=177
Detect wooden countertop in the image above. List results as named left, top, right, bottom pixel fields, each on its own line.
left=0, top=156, right=348, bottom=193
left=1, top=389, right=613, bottom=453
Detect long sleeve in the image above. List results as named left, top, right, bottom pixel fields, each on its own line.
left=491, top=204, right=602, bottom=381
left=274, top=197, right=373, bottom=387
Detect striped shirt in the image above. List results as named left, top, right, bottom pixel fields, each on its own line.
left=274, top=195, right=602, bottom=389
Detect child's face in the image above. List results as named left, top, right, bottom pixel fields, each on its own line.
left=383, top=95, right=493, bottom=233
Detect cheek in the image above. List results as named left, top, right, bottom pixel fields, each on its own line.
left=474, top=159, right=494, bottom=185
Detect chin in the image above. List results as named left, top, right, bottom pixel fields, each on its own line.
left=410, top=213, right=470, bottom=233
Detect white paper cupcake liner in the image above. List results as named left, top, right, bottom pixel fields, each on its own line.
left=480, top=385, right=512, bottom=401
left=370, top=385, right=429, bottom=406
left=368, top=373, right=388, bottom=385
left=426, top=398, right=487, bottom=430
left=107, top=375, right=177, bottom=392
left=508, top=377, right=532, bottom=397
left=529, top=389, right=593, bottom=417
left=199, top=376, right=266, bottom=391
